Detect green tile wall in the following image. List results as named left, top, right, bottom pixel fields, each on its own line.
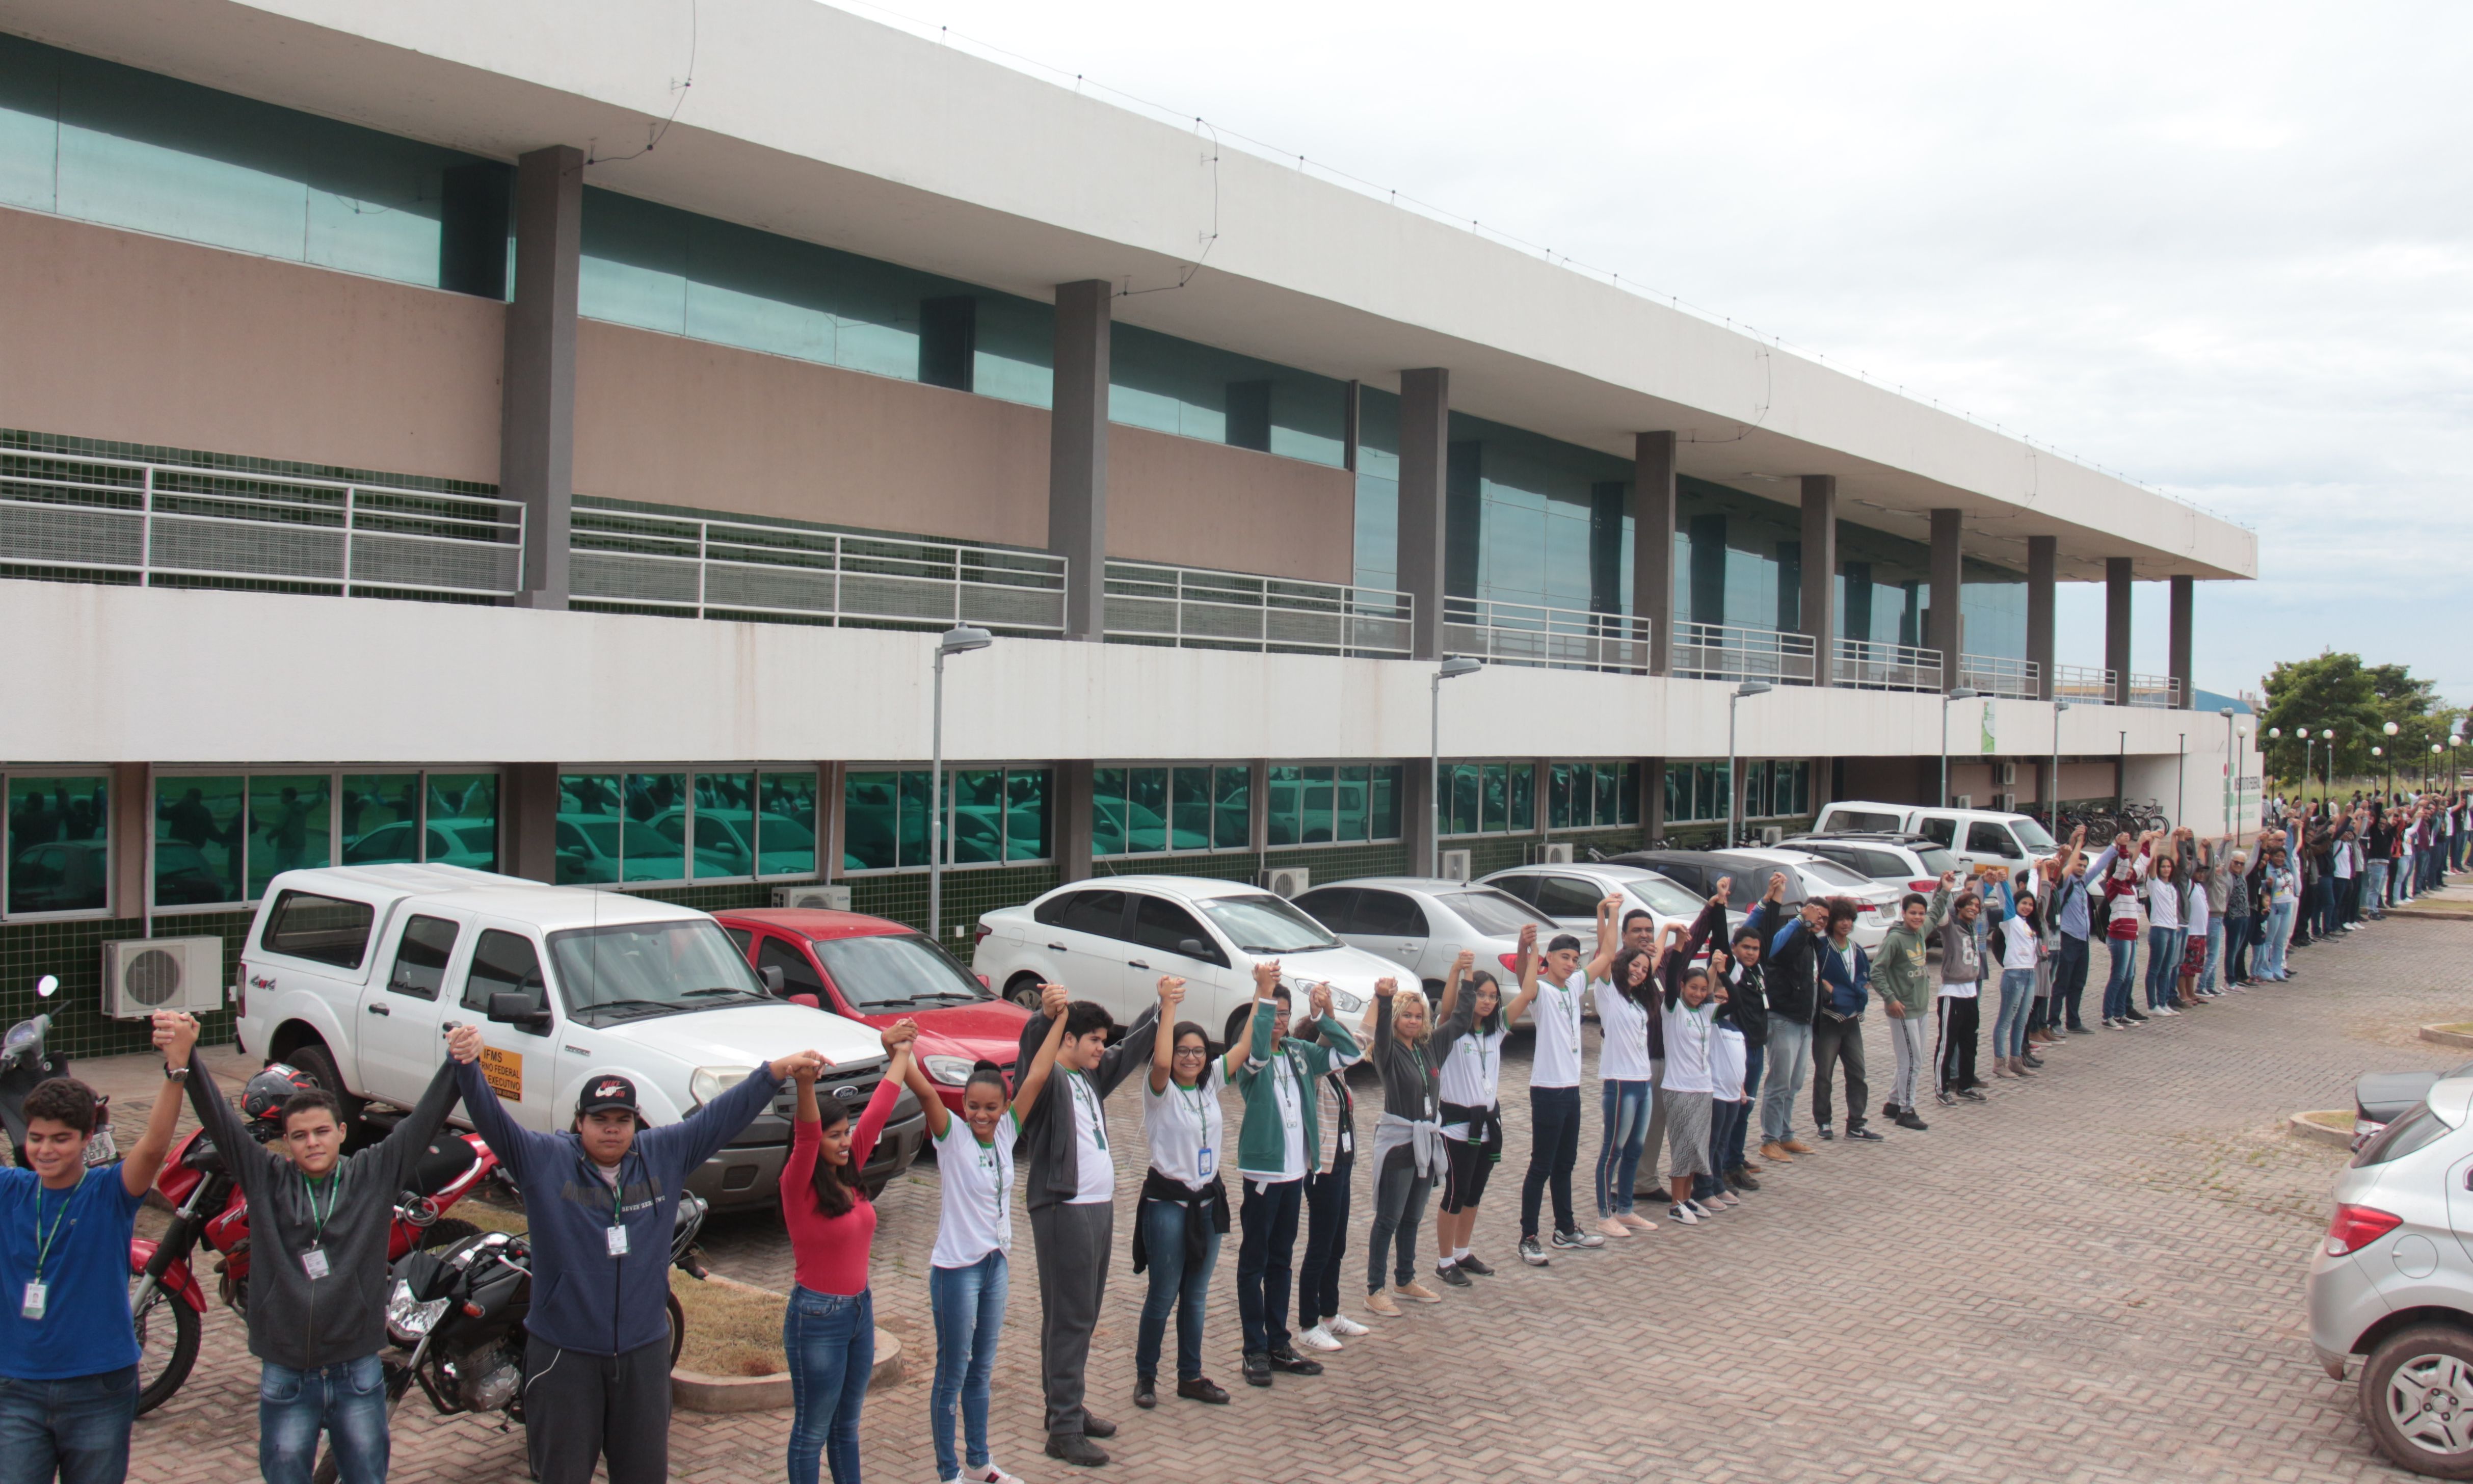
left=0, top=912, right=251, bottom=1061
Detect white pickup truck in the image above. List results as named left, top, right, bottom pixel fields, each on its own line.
left=231, top=863, right=921, bottom=1208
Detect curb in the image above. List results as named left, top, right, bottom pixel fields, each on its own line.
left=670, top=1273, right=904, bottom=1413
left=2288, top=1111, right=2355, bottom=1150
left=2421, top=1025, right=2473, bottom=1050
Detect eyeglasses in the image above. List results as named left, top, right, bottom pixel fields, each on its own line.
left=1173, top=1046, right=1208, bottom=1058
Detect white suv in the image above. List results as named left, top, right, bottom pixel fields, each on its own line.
left=2309, top=1068, right=2473, bottom=1476
left=234, top=863, right=916, bottom=1208
left=972, top=876, right=1401, bottom=1050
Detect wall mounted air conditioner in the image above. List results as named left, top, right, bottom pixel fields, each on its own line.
left=102, top=937, right=225, bottom=1019
left=1997, top=762, right=2019, bottom=787
left=1532, top=842, right=1575, bottom=865
left=1952, top=793, right=1975, bottom=809
left=1262, top=866, right=1312, bottom=898
left=772, top=885, right=853, bottom=911
left=1995, top=793, right=2018, bottom=813
left=1761, top=826, right=1784, bottom=846
left=1439, top=850, right=1472, bottom=884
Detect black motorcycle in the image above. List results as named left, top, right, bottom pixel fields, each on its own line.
left=311, top=1191, right=709, bottom=1484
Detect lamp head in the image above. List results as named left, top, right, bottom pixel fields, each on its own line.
left=2219, top=706, right=2236, bottom=718
left=2384, top=721, right=2400, bottom=737
left=1732, top=681, right=1772, bottom=699
left=938, top=624, right=994, bottom=656
left=1437, top=656, right=1483, bottom=680
left=1947, top=687, right=1980, bottom=701
left=2267, top=727, right=2280, bottom=739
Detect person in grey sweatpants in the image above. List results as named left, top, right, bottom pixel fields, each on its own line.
left=1016, top=990, right=1160, bottom=1468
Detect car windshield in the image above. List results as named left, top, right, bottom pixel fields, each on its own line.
left=1197, top=894, right=1340, bottom=953
left=547, top=920, right=770, bottom=1025
left=1436, top=889, right=1555, bottom=937
left=1799, top=858, right=1875, bottom=889
left=812, top=933, right=990, bottom=1012
left=1623, top=873, right=1709, bottom=917
left=2011, top=817, right=2058, bottom=851
left=1914, top=847, right=1960, bottom=876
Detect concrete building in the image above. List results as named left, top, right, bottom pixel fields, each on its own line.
left=0, top=0, right=2261, bottom=1053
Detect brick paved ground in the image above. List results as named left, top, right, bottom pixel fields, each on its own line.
left=112, top=902, right=2473, bottom=1483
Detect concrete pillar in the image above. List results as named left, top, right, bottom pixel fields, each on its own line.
left=816, top=763, right=843, bottom=883
left=1397, top=369, right=1450, bottom=661
left=1799, top=476, right=1837, bottom=686
left=1048, top=281, right=1112, bottom=641
left=1054, top=760, right=1095, bottom=883
left=1928, top=508, right=1963, bottom=693
left=1402, top=757, right=1437, bottom=875
left=1633, top=433, right=1676, bottom=675
left=503, top=145, right=582, bottom=610
left=2169, top=574, right=2195, bottom=709
left=1641, top=756, right=1667, bottom=845
left=500, top=763, right=561, bottom=883
left=2106, top=557, right=2134, bottom=708
left=111, top=762, right=148, bottom=918
left=2026, top=535, right=2057, bottom=701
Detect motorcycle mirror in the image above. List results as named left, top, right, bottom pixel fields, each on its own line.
left=34, top=974, right=58, bottom=999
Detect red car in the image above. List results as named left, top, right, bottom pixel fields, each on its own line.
left=715, top=908, right=1033, bottom=1117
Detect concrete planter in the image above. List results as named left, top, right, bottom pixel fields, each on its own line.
left=669, top=1273, right=903, bottom=1413
left=2288, top=1110, right=2355, bottom=1149
left=2421, top=1024, right=2473, bottom=1050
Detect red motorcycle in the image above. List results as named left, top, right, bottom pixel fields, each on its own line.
left=128, top=1063, right=501, bottom=1415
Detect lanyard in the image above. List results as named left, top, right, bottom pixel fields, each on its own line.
left=303, top=1173, right=341, bottom=1243
left=1068, top=1071, right=1106, bottom=1149
left=31, top=1181, right=72, bottom=1281
left=1176, top=1077, right=1213, bottom=1137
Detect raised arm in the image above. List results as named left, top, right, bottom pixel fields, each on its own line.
left=1151, top=976, right=1188, bottom=1092
left=1094, top=998, right=1161, bottom=1097
left=372, top=1047, right=468, bottom=1189
left=1586, top=895, right=1623, bottom=983
left=1502, top=922, right=1546, bottom=1025
left=126, top=1012, right=202, bottom=1198
left=896, top=1026, right=949, bottom=1141
left=1012, top=983, right=1072, bottom=1120
left=1372, top=977, right=1398, bottom=1052
left=1924, top=872, right=1957, bottom=935
left=645, top=1051, right=799, bottom=1175
left=1229, top=961, right=1280, bottom=1081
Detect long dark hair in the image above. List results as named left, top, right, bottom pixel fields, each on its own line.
left=1466, top=970, right=1506, bottom=1036
left=1608, top=946, right=1657, bottom=1007
left=808, top=1104, right=861, bottom=1220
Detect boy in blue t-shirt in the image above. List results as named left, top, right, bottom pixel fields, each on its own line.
left=0, top=1009, right=200, bottom=1484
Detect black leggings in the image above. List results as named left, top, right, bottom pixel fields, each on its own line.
left=1439, top=1135, right=1494, bottom=1214
left=1935, top=995, right=1980, bottom=1092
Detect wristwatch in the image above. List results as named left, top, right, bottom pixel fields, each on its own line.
left=162, top=1062, right=191, bottom=1082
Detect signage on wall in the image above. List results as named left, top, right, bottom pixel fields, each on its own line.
left=1978, top=701, right=1997, bottom=755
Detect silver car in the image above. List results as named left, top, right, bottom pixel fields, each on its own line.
left=1290, top=877, right=1556, bottom=996
left=1476, top=863, right=1733, bottom=956
left=2307, top=1070, right=2473, bottom=1476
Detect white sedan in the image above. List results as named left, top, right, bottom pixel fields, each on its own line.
left=973, top=875, right=1407, bottom=1050
left=1289, top=877, right=1558, bottom=1020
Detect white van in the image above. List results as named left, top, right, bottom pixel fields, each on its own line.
left=232, top=863, right=917, bottom=1208
left=1811, top=800, right=2061, bottom=878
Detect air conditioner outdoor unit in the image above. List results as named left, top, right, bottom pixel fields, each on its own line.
left=1761, top=826, right=1784, bottom=846
left=1438, top=850, right=1472, bottom=884
left=771, top=885, right=853, bottom=911
left=1532, top=841, right=1575, bottom=865
left=1262, top=866, right=1312, bottom=898
left=1997, top=762, right=2019, bottom=787
left=102, top=937, right=224, bottom=1019
left=1995, top=793, right=2018, bottom=813
left=1952, top=793, right=1974, bottom=809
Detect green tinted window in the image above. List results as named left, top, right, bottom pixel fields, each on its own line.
left=156, top=776, right=244, bottom=905
left=1369, top=765, right=1401, bottom=842
left=1449, top=764, right=1480, bottom=837
left=1335, top=766, right=1370, bottom=844
left=7, top=775, right=108, bottom=915
left=689, top=772, right=756, bottom=879
left=621, top=774, right=687, bottom=882
left=949, top=770, right=1003, bottom=865
left=757, top=771, right=818, bottom=877
left=246, top=775, right=330, bottom=899
left=1509, top=763, right=1536, bottom=832
left=1481, top=764, right=1508, bottom=834
left=1213, top=767, right=1251, bottom=850
left=1593, top=763, right=1619, bottom=828
left=340, top=775, right=421, bottom=867
left=843, top=771, right=897, bottom=872
left=1092, top=767, right=1128, bottom=857
left=427, top=774, right=499, bottom=870
left=556, top=774, right=622, bottom=885
left=1005, top=769, right=1051, bottom=862
left=1126, top=768, right=1168, bottom=854
left=1266, top=766, right=1301, bottom=848
left=896, top=771, right=931, bottom=869
left=1171, top=768, right=1213, bottom=852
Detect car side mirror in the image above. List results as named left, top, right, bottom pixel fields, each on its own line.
left=1178, top=938, right=1210, bottom=960
left=487, top=992, right=552, bottom=1034
left=760, top=965, right=786, bottom=994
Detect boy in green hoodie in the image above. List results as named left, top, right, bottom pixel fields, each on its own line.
left=1231, top=961, right=1360, bottom=1388
left=1875, top=870, right=1959, bottom=1130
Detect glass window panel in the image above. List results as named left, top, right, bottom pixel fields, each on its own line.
left=1549, top=762, right=1574, bottom=831
left=948, top=768, right=1003, bottom=865
left=842, top=771, right=898, bottom=872
left=1509, top=763, right=1536, bottom=833
left=339, top=774, right=421, bottom=867
left=1212, top=766, right=1251, bottom=851
left=1481, top=763, right=1509, bottom=834
left=896, top=770, right=931, bottom=869
left=756, top=771, right=817, bottom=877
left=156, top=776, right=245, bottom=906
left=1593, top=763, right=1619, bottom=828
left=973, top=295, right=1055, bottom=409
left=1745, top=761, right=1769, bottom=820
left=1618, top=763, right=1641, bottom=827
left=1571, top=763, right=1596, bottom=828
left=1693, top=762, right=1716, bottom=824
left=1006, top=768, right=1051, bottom=862
left=1663, top=763, right=1689, bottom=824
left=557, top=774, right=621, bottom=885
left=1266, top=766, right=1302, bottom=848
left=386, top=915, right=459, bottom=1001
left=7, top=774, right=108, bottom=914
left=1301, top=766, right=1336, bottom=846
left=1335, top=765, right=1370, bottom=844
left=1170, top=768, right=1213, bottom=852
left=1091, top=767, right=1128, bottom=858
left=425, top=773, right=498, bottom=870
left=685, top=772, right=756, bottom=879
left=618, top=773, right=686, bottom=882
left=1369, top=765, right=1401, bottom=842
left=1449, top=764, right=1481, bottom=837
left=1126, top=767, right=1169, bottom=854
left=246, top=774, right=330, bottom=900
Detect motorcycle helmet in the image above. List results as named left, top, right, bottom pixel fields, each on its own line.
left=242, top=1063, right=317, bottom=1136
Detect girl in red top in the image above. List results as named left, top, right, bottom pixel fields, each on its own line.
left=781, top=1020, right=914, bottom=1484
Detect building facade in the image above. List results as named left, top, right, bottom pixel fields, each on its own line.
left=0, top=2, right=2258, bottom=1054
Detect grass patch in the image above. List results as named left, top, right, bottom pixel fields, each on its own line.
left=2296, top=1110, right=2353, bottom=1133
left=673, top=1276, right=788, bottom=1377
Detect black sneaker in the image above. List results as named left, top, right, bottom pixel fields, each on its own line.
left=1881, top=1100, right=1901, bottom=1119
left=1935, top=1089, right=1958, bottom=1106
left=1134, top=1372, right=1158, bottom=1410
left=1958, top=1087, right=1988, bottom=1102
left=1895, top=1109, right=1929, bottom=1131
left=1177, top=1376, right=1230, bottom=1404
left=1845, top=1123, right=1885, bottom=1142
left=1518, top=1236, right=1549, bottom=1267
left=1265, top=1346, right=1322, bottom=1376
left=1083, top=1414, right=1119, bottom=1439
left=1435, top=1262, right=1472, bottom=1288
left=1047, top=1434, right=1110, bottom=1467
left=1816, top=1123, right=1837, bottom=1142
left=1241, top=1352, right=1273, bottom=1387
left=2022, top=1052, right=2045, bottom=1068
left=1725, top=1167, right=1761, bottom=1191
left=2069, top=1024, right=2094, bottom=1035
left=1550, top=1227, right=1604, bottom=1250
left=2123, top=1009, right=2150, bottom=1022
left=1456, top=1253, right=1496, bottom=1277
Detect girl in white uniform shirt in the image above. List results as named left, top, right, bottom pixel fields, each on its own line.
left=1131, top=977, right=1245, bottom=1411
left=1431, top=941, right=1535, bottom=1285
left=1658, top=962, right=1724, bottom=1225
left=1591, top=944, right=1662, bottom=1240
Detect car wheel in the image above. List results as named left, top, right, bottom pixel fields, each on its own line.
left=1007, top=974, right=1045, bottom=1011
left=282, top=1041, right=365, bottom=1127
left=2363, top=1323, right=2473, bottom=1478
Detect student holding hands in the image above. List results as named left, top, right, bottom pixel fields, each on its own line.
left=1132, top=975, right=1241, bottom=1410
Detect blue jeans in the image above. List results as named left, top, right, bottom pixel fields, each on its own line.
left=0, top=1366, right=137, bottom=1484
left=2102, top=937, right=2138, bottom=1019
left=785, top=1286, right=873, bottom=1484
left=2198, top=919, right=2225, bottom=991
left=928, top=1253, right=1007, bottom=1481
left=1593, top=1078, right=1652, bottom=1218
left=1696, top=1100, right=1748, bottom=1199
left=1758, top=1021, right=1812, bottom=1145
left=1727, top=1042, right=1764, bottom=1170
left=1144, top=1195, right=1224, bottom=1375
left=2055, top=933, right=2092, bottom=1026
left=2364, top=860, right=2388, bottom=915
left=2260, top=901, right=2295, bottom=978
left=260, top=1354, right=389, bottom=1484
left=1994, top=968, right=2036, bottom=1058
left=2144, top=926, right=2181, bottom=1008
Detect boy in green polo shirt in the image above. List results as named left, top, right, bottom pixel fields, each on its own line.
left=1230, top=960, right=1359, bottom=1388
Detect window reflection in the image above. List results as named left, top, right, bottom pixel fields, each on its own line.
left=246, top=775, right=330, bottom=899
left=7, top=775, right=108, bottom=914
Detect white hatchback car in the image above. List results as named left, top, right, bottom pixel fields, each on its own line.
left=2308, top=1070, right=2473, bottom=1477
left=972, top=876, right=1398, bottom=1050
left=1288, top=877, right=1555, bottom=997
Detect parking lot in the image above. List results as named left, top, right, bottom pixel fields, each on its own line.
left=115, top=906, right=2472, bottom=1484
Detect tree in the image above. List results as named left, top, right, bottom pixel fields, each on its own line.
left=2260, top=652, right=2462, bottom=794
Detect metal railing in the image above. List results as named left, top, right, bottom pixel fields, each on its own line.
left=2129, top=674, right=2182, bottom=709
left=1833, top=637, right=1942, bottom=692
left=1441, top=597, right=1648, bottom=672
left=1, top=448, right=524, bottom=597
left=1102, top=563, right=1409, bottom=657
left=570, top=505, right=1067, bottom=633
left=1672, top=621, right=1818, bottom=685
left=2054, top=664, right=2118, bottom=704
left=1959, top=654, right=2042, bottom=700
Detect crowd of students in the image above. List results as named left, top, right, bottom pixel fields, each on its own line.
left=2, top=792, right=2460, bottom=1484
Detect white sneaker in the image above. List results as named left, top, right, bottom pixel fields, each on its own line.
left=962, top=1466, right=1025, bottom=1484
left=1667, top=1202, right=1700, bottom=1225
left=1686, top=1200, right=1717, bottom=1220
left=2153, top=1006, right=2179, bottom=1017
left=1327, top=1313, right=1371, bottom=1338
left=1294, top=1323, right=1341, bottom=1353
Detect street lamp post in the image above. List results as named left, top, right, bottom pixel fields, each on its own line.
left=2176, top=732, right=2186, bottom=830
left=1429, top=656, right=1483, bottom=877
left=2117, top=729, right=2127, bottom=815
left=1729, top=681, right=1773, bottom=847
left=2435, top=743, right=2446, bottom=796
left=2322, top=728, right=2337, bottom=811
left=928, top=624, right=993, bottom=945
left=2050, top=699, right=2072, bottom=834
left=2220, top=706, right=2239, bottom=843
left=1938, top=688, right=1981, bottom=810
left=2384, top=720, right=2401, bottom=801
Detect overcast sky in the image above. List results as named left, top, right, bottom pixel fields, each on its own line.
left=836, top=0, right=2471, bottom=704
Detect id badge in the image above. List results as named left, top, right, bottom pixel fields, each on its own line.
left=1196, top=1146, right=1214, bottom=1181
left=301, top=1247, right=330, bottom=1281
left=20, top=1281, right=46, bottom=1320
left=1338, top=1128, right=1352, bottom=1153
left=607, top=1225, right=630, bottom=1257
